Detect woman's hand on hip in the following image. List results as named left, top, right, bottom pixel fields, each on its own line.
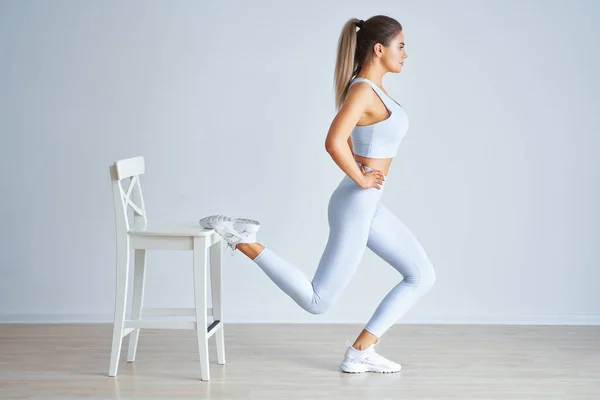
left=358, top=164, right=385, bottom=190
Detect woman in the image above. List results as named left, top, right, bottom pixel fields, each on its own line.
left=199, top=15, right=436, bottom=374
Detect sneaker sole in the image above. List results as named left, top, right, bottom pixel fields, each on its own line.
left=199, top=215, right=261, bottom=234
left=339, top=361, right=401, bottom=374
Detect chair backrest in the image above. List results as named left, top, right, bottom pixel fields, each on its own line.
left=109, top=156, right=148, bottom=234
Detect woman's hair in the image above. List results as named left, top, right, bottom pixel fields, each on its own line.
left=334, top=15, right=402, bottom=111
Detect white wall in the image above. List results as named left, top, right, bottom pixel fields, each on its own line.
left=1, top=0, right=598, bottom=325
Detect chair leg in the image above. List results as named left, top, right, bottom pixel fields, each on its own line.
left=109, top=238, right=130, bottom=377
left=193, top=237, right=210, bottom=381
left=127, top=249, right=146, bottom=362
left=210, top=239, right=225, bottom=365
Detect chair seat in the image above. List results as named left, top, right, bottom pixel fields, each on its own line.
left=128, top=221, right=216, bottom=237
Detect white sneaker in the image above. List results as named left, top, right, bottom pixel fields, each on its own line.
left=339, top=341, right=401, bottom=373
left=199, top=214, right=260, bottom=256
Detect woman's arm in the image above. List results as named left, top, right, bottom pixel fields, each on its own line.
left=347, top=136, right=354, bottom=157
left=325, top=82, right=371, bottom=187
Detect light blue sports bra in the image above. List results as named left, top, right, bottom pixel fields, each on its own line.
left=348, top=77, right=409, bottom=158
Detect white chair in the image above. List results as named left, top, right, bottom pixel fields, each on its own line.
left=107, top=155, right=225, bottom=381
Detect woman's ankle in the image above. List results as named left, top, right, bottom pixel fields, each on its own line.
left=352, top=329, right=379, bottom=350
left=236, top=242, right=265, bottom=259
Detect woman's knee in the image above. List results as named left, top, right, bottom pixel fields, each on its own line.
left=306, top=301, right=330, bottom=315
left=403, top=262, right=436, bottom=291
left=419, top=263, right=436, bottom=291
left=304, top=294, right=335, bottom=315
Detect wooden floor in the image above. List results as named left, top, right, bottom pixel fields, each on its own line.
left=0, top=323, right=598, bottom=399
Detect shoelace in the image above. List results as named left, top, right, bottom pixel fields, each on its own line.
left=361, top=349, right=384, bottom=362
left=227, top=243, right=236, bottom=256
left=218, top=228, right=246, bottom=257
left=207, top=221, right=256, bottom=257
left=221, top=233, right=241, bottom=257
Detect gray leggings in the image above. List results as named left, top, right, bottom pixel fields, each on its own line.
left=252, top=161, right=436, bottom=338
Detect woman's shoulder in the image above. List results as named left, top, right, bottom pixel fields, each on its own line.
left=345, top=80, right=375, bottom=106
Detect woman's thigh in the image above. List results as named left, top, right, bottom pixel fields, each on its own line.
left=367, top=203, right=436, bottom=286
left=311, top=176, right=383, bottom=304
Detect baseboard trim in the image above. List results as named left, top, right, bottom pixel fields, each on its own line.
left=1, top=313, right=598, bottom=325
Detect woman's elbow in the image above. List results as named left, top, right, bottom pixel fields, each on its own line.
left=325, top=141, right=344, bottom=154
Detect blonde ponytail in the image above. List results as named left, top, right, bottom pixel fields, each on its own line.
left=333, top=15, right=403, bottom=111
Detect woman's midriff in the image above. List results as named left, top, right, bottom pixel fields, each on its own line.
left=354, top=154, right=393, bottom=176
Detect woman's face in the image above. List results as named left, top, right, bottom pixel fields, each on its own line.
left=382, top=30, right=407, bottom=73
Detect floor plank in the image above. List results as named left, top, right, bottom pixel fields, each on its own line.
left=0, top=323, right=598, bottom=399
